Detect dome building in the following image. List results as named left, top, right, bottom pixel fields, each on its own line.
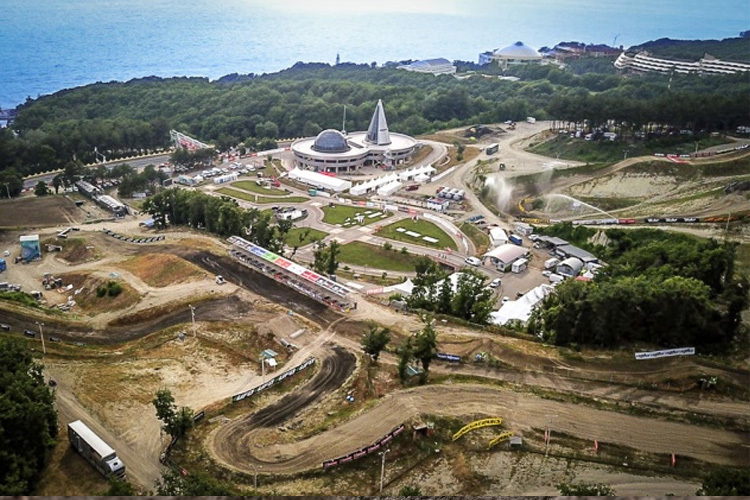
left=478, top=41, right=542, bottom=69
left=291, top=100, right=418, bottom=173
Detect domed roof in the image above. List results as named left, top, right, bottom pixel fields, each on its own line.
left=312, top=129, right=350, bottom=153
left=495, top=41, right=541, bottom=59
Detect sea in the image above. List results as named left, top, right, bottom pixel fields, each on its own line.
left=1, top=0, right=748, bottom=108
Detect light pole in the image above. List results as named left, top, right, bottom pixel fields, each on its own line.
left=379, top=448, right=391, bottom=493
left=36, top=321, right=46, bottom=354
left=188, top=304, right=196, bottom=337
left=2, top=182, right=10, bottom=199
left=260, top=357, right=266, bottom=383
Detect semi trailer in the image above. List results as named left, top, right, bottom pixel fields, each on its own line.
left=68, top=420, right=126, bottom=479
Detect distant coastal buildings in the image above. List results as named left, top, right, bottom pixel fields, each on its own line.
left=398, top=58, right=456, bottom=75
left=615, top=50, right=750, bottom=75
left=478, top=41, right=542, bottom=69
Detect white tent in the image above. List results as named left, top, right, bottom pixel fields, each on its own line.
left=490, top=284, right=553, bottom=326
left=377, top=180, right=402, bottom=196
left=489, top=227, right=508, bottom=246
left=388, top=278, right=415, bottom=296
left=397, top=165, right=436, bottom=182
left=288, top=168, right=352, bottom=192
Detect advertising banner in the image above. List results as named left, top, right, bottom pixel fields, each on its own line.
left=322, top=424, right=405, bottom=469
left=452, top=418, right=503, bottom=441
left=232, top=357, right=316, bottom=402
left=634, top=347, right=695, bottom=360
left=436, top=353, right=461, bottom=362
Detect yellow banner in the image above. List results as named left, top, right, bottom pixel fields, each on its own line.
left=452, top=418, right=503, bottom=441
left=488, top=431, right=514, bottom=449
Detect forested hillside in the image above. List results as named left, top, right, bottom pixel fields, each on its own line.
left=1, top=59, right=748, bottom=184
left=629, top=36, right=750, bottom=61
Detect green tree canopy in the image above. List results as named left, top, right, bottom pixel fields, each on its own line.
left=0, top=338, right=58, bottom=494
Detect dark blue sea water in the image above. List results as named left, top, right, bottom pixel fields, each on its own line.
left=1, top=0, right=748, bottom=108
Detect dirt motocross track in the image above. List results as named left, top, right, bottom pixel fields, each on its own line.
left=211, top=345, right=357, bottom=472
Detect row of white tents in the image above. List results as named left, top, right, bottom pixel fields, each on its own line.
left=350, top=165, right=436, bottom=196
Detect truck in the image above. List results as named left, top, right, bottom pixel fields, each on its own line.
left=544, top=257, right=560, bottom=270
left=0, top=258, right=5, bottom=272
left=509, top=234, right=523, bottom=246
left=68, top=420, right=126, bottom=479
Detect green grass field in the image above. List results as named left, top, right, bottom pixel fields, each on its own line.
left=376, top=218, right=457, bottom=251
left=459, top=222, right=489, bottom=255
left=231, top=180, right=288, bottom=196
left=321, top=204, right=393, bottom=226
left=285, top=227, right=328, bottom=247
left=338, top=241, right=422, bottom=272
left=216, top=188, right=307, bottom=205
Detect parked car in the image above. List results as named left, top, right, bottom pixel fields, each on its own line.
left=501, top=296, right=510, bottom=304
left=23, top=329, right=36, bottom=338
left=489, top=278, right=502, bottom=288
left=464, top=256, right=481, bottom=267
left=49, top=336, right=61, bottom=343
left=0, top=323, right=10, bottom=331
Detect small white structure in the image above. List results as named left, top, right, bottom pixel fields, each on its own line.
left=398, top=58, right=457, bottom=75
left=287, top=167, right=352, bottom=192
left=214, top=172, right=239, bottom=184
left=513, top=221, right=533, bottom=236
left=426, top=197, right=450, bottom=212
left=482, top=244, right=529, bottom=272
left=490, top=284, right=554, bottom=326
left=511, top=258, right=528, bottom=274
left=350, top=165, right=435, bottom=196
left=556, top=257, right=584, bottom=277
left=489, top=227, right=509, bottom=247
left=377, top=180, right=402, bottom=197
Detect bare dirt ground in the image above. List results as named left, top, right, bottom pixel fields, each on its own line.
left=0, top=195, right=85, bottom=228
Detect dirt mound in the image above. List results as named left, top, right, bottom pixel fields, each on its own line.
left=45, top=236, right=100, bottom=264
left=118, top=253, right=208, bottom=287
left=57, top=271, right=139, bottom=315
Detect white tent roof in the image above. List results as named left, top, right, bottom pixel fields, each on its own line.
left=288, top=168, right=352, bottom=192
left=483, top=244, right=527, bottom=263
left=489, top=227, right=508, bottom=244
left=377, top=180, right=402, bottom=196
left=490, top=284, right=553, bottom=326
left=390, top=278, right=415, bottom=295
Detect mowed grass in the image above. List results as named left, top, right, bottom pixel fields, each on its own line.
left=459, top=222, right=489, bottom=255
left=377, top=218, right=457, bottom=251
left=285, top=227, right=328, bottom=247
left=338, top=242, right=422, bottom=272
left=217, top=187, right=308, bottom=205
left=231, top=180, right=288, bottom=196
left=321, top=204, right=393, bottom=226
left=118, top=253, right=208, bottom=287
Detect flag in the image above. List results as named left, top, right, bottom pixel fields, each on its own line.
left=544, top=428, right=549, bottom=444
left=594, top=440, right=599, bottom=453
left=671, top=453, right=676, bottom=467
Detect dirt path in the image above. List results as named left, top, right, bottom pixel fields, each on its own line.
left=210, top=383, right=749, bottom=475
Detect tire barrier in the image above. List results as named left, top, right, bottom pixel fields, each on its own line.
left=102, top=228, right=165, bottom=243
left=322, top=424, right=405, bottom=469
left=452, top=417, right=503, bottom=441
left=231, top=357, right=316, bottom=403
left=488, top=431, right=514, bottom=449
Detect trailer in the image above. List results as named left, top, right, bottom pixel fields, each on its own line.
left=509, top=234, right=523, bottom=246
left=485, top=143, right=499, bottom=155
left=68, top=420, right=126, bottom=479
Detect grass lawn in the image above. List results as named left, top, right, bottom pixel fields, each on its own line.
left=321, top=204, right=393, bottom=226
left=285, top=227, right=328, bottom=247
left=459, top=222, right=489, bottom=255
left=231, top=180, right=288, bottom=196
left=376, top=218, right=457, bottom=251
left=338, top=241, right=422, bottom=272
left=217, top=188, right=307, bottom=205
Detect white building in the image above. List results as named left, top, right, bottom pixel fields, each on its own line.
left=287, top=168, right=352, bottom=192
left=556, top=257, right=584, bottom=278
left=426, top=197, right=450, bottom=212
left=479, top=41, right=542, bottom=69
left=291, top=100, right=418, bottom=173
left=398, top=58, right=457, bottom=75
left=349, top=165, right=435, bottom=196
left=488, top=227, right=508, bottom=247
left=490, top=284, right=554, bottom=326
left=482, top=244, right=529, bottom=271
left=615, top=51, right=750, bottom=75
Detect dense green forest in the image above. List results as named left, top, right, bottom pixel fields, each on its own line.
left=630, top=36, right=750, bottom=62
left=531, top=224, right=749, bottom=350
left=1, top=54, right=748, bottom=187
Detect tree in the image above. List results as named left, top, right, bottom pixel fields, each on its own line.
left=51, top=174, right=63, bottom=194
left=152, top=388, right=194, bottom=438
left=558, top=481, right=616, bottom=496
left=0, top=169, right=23, bottom=198
left=361, top=324, right=391, bottom=362
left=0, top=338, right=58, bottom=494
left=156, top=469, right=237, bottom=496
left=34, top=180, right=50, bottom=196
left=412, top=321, right=438, bottom=383
left=326, top=239, right=341, bottom=276
left=697, top=467, right=750, bottom=496
left=312, top=241, right=329, bottom=274
left=399, top=485, right=422, bottom=496
left=396, top=337, right=412, bottom=383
